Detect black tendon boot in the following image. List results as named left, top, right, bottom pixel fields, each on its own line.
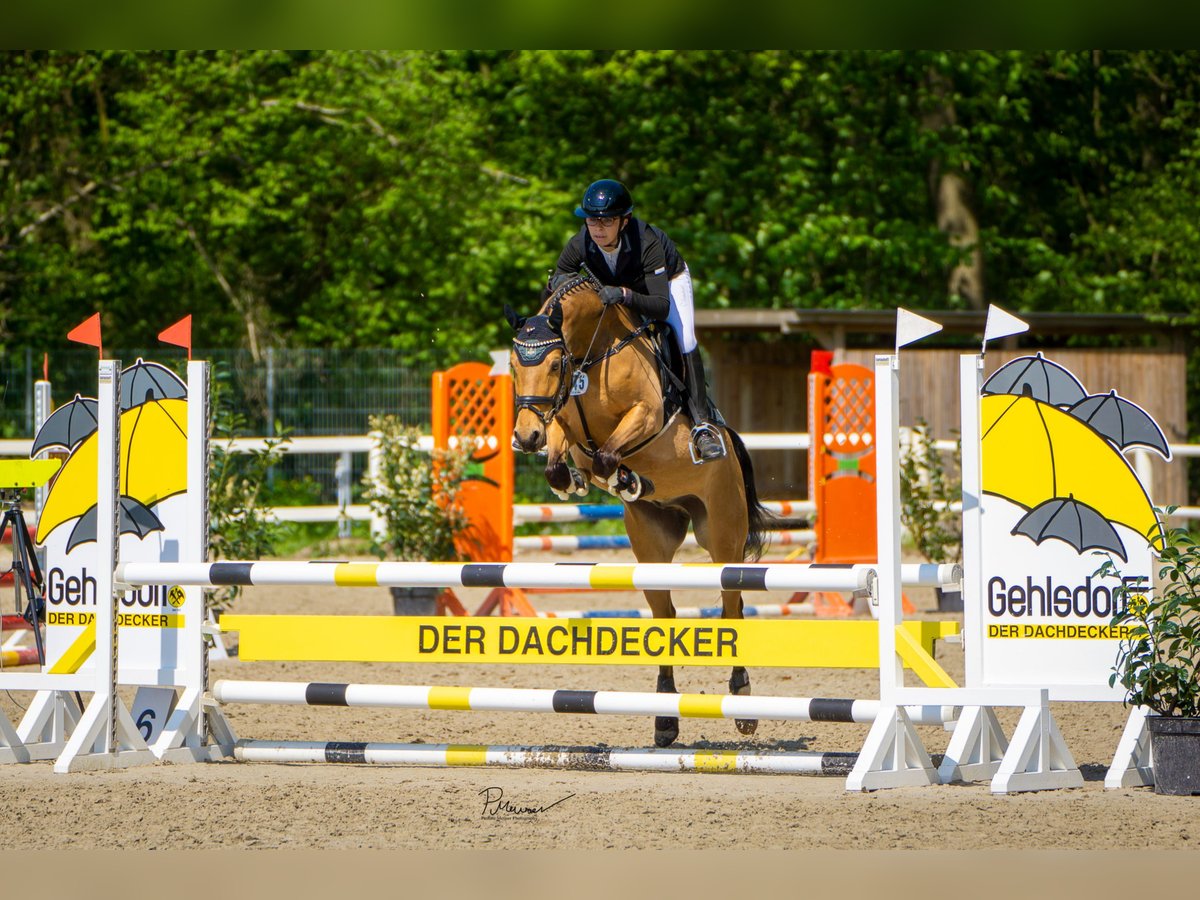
left=682, top=349, right=726, bottom=463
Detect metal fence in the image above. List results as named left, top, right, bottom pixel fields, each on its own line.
left=0, top=347, right=436, bottom=505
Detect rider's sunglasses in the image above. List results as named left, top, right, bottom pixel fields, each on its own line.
left=586, top=216, right=620, bottom=228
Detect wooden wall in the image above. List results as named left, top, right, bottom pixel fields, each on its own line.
left=707, top=339, right=1189, bottom=508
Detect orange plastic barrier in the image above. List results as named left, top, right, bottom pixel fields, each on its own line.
left=808, top=361, right=878, bottom=564
left=431, top=362, right=534, bottom=616
left=806, top=358, right=913, bottom=614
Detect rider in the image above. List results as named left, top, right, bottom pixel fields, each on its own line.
left=550, top=178, right=726, bottom=463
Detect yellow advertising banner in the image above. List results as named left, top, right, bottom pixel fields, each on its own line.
left=221, top=615, right=959, bottom=676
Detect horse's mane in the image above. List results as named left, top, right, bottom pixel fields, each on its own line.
left=542, top=267, right=604, bottom=313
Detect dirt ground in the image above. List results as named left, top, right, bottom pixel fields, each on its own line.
left=0, top=548, right=1197, bottom=853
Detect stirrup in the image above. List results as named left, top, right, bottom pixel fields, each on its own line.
left=689, top=423, right=727, bottom=464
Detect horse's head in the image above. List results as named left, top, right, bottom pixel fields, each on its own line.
left=505, top=301, right=569, bottom=453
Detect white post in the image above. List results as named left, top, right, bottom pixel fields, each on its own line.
left=874, top=353, right=903, bottom=701
left=367, top=432, right=385, bottom=544
left=53, top=360, right=154, bottom=773
left=959, top=354, right=985, bottom=687
left=336, top=451, right=352, bottom=538
left=33, top=379, right=52, bottom=524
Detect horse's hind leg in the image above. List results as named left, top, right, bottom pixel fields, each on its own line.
left=700, top=483, right=757, bottom=738
left=625, top=501, right=689, bottom=748
left=720, top=588, right=757, bottom=736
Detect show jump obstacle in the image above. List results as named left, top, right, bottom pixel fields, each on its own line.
left=0, top=306, right=1162, bottom=791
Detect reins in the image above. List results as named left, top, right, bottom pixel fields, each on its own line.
left=512, top=268, right=675, bottom=459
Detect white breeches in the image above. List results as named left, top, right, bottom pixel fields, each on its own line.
left=666, top=265, right=697, bottom=354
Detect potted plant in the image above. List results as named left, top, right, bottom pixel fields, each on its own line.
left=898, top=421, right=963, bottom=611
left=1103, top=516, right=1200, bottom=795
left=362, top=414, right=472, bottom=615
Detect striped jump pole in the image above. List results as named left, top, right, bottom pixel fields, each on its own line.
left=0, top=646, right=39, bottom=667
left=514, top=529, right=816, bottom=553
left=212, top=680, right=956, bottom=726
left=117, top=560, right=877, bottom=594
left=233, top=740, right=859, bottom=775
left=1, top=614, right=32, bottom=632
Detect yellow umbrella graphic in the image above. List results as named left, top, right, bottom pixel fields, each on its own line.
left=981, top=393, right=1161, bottom=549
left=36, top=398, right=188, bottom=546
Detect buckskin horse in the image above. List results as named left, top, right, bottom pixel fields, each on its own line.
left=504, top=270, right=770, bottom=747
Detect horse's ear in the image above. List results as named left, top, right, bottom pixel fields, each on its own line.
left=547, top=302, right=563, bottom=334
left=503, top=303, right=526, bottom=331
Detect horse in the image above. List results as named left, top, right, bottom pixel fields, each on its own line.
left=504, top=271, right=771, bottom=747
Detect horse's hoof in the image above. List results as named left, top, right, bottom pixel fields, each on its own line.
left=614, top=469, right=643, bottom=502
left=551, top=487, right=571, bottom=501
left=655, top=716, right=679, bottom=747
left=729, top=668, right=755, bottom=735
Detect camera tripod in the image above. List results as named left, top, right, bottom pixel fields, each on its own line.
left=1, top=487, right=46, bottom=666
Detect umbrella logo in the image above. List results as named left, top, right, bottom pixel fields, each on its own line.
left=981, top=355, right=1166, bottom=562
left=33, top=360, right=188, bottom=550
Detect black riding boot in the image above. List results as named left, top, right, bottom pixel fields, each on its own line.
left=682, top=349, right=726, bottom=463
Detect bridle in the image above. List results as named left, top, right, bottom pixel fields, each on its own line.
left=511, top=315, right=574, bottom=427
left=510, top=269, right=659, bottom=451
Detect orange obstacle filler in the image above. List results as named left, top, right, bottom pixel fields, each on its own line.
left=802, top=352, right=915, bottom=617
left=430, top=362, right=537, bottom=617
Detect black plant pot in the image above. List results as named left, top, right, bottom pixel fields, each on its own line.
left=390, top=586, right=441, bottom=616
left=1147, top=716, right=1200, bottom=796
left=936, top=587, right=963, bottom=613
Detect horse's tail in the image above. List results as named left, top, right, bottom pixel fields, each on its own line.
left=727, top=428, right=773, bottom=562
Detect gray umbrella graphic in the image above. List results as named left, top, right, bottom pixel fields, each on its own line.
left=30, top=394, right=99, bottom=455
left=120, top=358, right=187, bottom=410
left=1067, top=390, right=1171, bottom=459
left=982, top=352, right=1087, bottom=407
left=65, top=496, right=165, bottom=553
left=1011, top=494, right=1128, bottom=562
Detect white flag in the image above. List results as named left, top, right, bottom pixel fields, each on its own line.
left=895, top=308, right=943, bottom=353
left=488, top=348, right=510, bottom=375
left=983, top=304, right=1030, bottom=349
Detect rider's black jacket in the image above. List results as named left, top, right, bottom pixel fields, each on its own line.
left=554, top=218, right=682, bottom=321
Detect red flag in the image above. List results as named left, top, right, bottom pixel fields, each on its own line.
left=158, top=315, right=193, bottom=360
left=810, top=349, right=834, bottom=375
left=67, top=313, right=103, bottom=357
left=42, top=353, right=48, bottom=382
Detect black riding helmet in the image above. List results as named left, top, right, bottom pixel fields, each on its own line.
left=574, top=179, right=634, bottom=219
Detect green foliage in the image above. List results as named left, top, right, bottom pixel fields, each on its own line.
left=1104, top=516, right=1200, bottom=717
left=899, top=422, right=962, bottom=565
left=206, top=364, right=289, bottom=612
left=4, top=50, right=1200, bottom=440
left=362, top=414, right=471, bottom=562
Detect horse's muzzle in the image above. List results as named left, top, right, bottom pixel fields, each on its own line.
left=511, top=426, right=546, bottom=454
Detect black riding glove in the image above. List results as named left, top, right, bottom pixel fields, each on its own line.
left=548, top=272, right=572, bottom=292
left=599, top=285, right=625, bottom=306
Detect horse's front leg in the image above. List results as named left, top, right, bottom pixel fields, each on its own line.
left=592, top=402, right=659, bottom=501
left=646, top=589, right=680, bottom=748
left=543, top=418, right=588, bottom=500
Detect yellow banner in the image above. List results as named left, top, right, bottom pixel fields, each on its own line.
left=47, top=611, right=185, bottom=629
left=221, top=615, right=959, bottom=673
